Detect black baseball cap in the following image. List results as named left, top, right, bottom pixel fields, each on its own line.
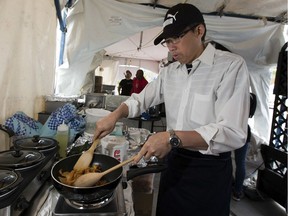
left=154, top=4, right=204, bottom=45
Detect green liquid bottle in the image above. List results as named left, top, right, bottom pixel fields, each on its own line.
left=56, top=121, right=69, bottom=158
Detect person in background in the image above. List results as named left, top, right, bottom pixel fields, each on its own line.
left=233, top=93, right=257, bottom=201
left=118, top=70, right=133, bottom=96
left=130, top=69, right=148, bottom=94
left=94, top=3, right=250, bottom=216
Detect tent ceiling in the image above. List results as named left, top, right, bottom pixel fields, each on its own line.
left=104, top=26, right=167, bottom=61
left=118, top=0, right=287, bottom=19
left=104, top=0, right=287, bottom=62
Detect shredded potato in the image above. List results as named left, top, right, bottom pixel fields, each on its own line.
left=59, top=164, right=107, bottom=186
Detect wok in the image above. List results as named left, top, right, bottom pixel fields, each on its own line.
left=51, top=153, right=167, bottom=204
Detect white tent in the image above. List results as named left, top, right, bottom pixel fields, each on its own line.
left=54, top=0, right=287, bottom=142
left=0, top=0, right=287, bottom=150
left=55, top=0, right=286, bottom=96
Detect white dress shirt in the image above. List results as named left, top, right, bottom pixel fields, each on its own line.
left=124, top=43, right=250, bottom=155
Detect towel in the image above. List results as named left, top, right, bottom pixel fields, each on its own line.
left=41, top=103, right=85, bottom=141
left=5, top=104, right=85, bottom=142
left=5, top=111, right=42, bottom=137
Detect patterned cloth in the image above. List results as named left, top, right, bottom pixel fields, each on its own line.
left=41, top=103, right=85, bottom=140
left=5, top=104, right=85, bottom=141
left=5, top=111, right=42, bottom=137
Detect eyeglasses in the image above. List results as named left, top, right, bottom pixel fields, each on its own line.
left=161, top=27, right=194, bottom=47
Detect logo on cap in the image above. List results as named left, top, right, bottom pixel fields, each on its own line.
left=163, top=11, right=179, bottom=28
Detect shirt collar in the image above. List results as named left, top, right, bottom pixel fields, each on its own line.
left=197, top=43, right=215, bottom=66
left=176, top=43, right=215, bottom=69
left=191, top=43, right=215, bottom=66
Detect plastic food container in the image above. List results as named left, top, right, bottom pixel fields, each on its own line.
left=100, top=135, right=129, bottom=162
left=85, top=108, right=111, bottom=135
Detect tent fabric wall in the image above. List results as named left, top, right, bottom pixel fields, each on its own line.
left=55, top=0, right=165, bottom=95
left=0, top=0, right=57, bottom=151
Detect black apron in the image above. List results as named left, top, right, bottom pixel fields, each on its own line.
left=156, top=148, right=232, bottom=216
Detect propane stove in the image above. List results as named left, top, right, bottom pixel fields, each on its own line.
left=53, top=183, right=127, bottom=216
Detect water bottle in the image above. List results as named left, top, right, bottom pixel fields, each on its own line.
left=56, top=121, right=69, bottom=158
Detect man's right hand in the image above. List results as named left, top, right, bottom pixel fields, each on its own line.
left=93, top=103, right=129, bottom=140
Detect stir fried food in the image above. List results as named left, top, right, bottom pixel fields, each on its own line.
left=59, top=164, right=107, bottom=186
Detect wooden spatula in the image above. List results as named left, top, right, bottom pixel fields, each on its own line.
left=73, top=155, right=137, bottom=187
left=73, top=139, right=100, bottom=171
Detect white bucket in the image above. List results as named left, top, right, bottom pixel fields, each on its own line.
left=85, top=108, right=111, bottom=135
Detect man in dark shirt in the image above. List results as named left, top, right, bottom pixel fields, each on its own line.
left=118, top=70, right=133, bottom=96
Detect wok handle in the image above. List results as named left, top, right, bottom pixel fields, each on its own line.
left=126, top=163, right=167, bottom=181
left=0, top=124, right=15, bottom=137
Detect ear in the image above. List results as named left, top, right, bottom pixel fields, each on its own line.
left=196, top=24, right=205, bottom=38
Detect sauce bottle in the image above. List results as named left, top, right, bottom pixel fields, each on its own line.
left=56, top=121, right=69, bottom=158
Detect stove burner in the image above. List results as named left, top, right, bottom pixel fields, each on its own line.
left=64, top=192, right=115, bottom=209
left=53, top=184, right=127, bottom=216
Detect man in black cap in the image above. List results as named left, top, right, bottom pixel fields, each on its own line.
left=94, top=3, right=250, bottom=216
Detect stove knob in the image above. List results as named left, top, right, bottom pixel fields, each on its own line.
left=38, top=170, right=48, bottom=182
left=15, top=196, right=30, bottom=210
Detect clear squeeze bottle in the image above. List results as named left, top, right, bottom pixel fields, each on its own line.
left=56, top=121, right=69, bottom=158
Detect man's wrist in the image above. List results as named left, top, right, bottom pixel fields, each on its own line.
left=168, top=129, right=182, bottom=148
